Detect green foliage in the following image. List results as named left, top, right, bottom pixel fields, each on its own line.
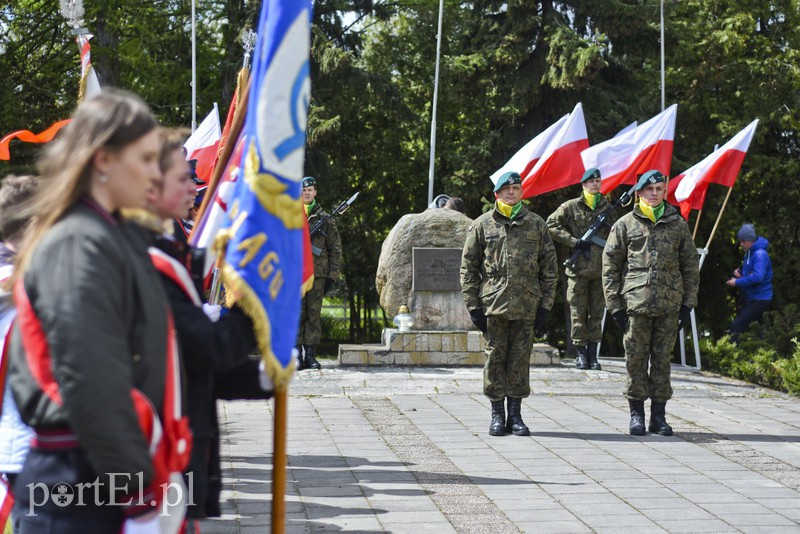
left=4, top=1, right=800, bottom=351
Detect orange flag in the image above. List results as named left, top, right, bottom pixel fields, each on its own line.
left=0, top=120, right=71, bottom=160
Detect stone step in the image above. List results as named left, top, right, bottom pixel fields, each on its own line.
left=338, top=328, right=560, bottom=366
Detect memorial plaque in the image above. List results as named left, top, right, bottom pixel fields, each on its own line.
left=412, top=247, right=462, bottom=291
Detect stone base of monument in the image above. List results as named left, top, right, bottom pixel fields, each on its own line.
left=338, top=328, right=560, bottom=366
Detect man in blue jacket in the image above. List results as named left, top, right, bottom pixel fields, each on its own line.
left=726, top=223, right=773, bottom=342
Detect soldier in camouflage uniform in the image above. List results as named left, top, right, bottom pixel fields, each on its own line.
left=547, top=168, right=618, bottom=370
left=297, top=176, right=342, bottom=370
left=602, top=170, right=699, bottom=436
left=461, top=171, right=558, bottom=437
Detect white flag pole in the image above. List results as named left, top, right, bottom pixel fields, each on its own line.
left=427, top=0, right=444, bottom=207
left=191, top=0, right=197, bottom=132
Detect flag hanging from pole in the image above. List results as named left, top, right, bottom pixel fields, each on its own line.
left=216, top=0, right=312, bottom=387
left=582, top=104, right=677, bottom=194
left=184, top=105, right=222, bottom=184
left=491, top=114, right=568, bottom=187
left=76, top=33, right=101, bottom=102
left=519, top=103, right=589, bottom=197
left=668, top=119, right=759, bottom=218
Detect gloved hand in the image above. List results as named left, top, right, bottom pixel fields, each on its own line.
left=123, top=511, right=161, bottom=534
left=574, top=239, right=592, bottom=253
left=469, top=309, right=487, bottom=333
left=324, top=278, right=335, bottom=294
left=612, top=310, right=629, bottom=332
left=534, top=306, right=549, bottom=337
left=678, top=305, right=692, bottom=331
left=258, top=360, right=275, bottom=392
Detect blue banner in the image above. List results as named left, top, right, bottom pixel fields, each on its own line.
left=220, top=0, right=313, bottom=387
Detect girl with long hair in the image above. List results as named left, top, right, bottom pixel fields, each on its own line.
left=8, top=90, right=185, bottom=533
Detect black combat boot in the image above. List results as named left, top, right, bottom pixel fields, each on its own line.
left=489, top=400, right=506, bottom=436
left=648, top=402, right=673, bottom=436
left=587, top=342, right=602, bottom=370
left=628, top=400, right=646, bottom=436
left=575, top=345, right=589, bottom=370
left=295, top=345, right=305, bottom=371
left=505, top=398, right=530, bottom=436
left=304, top=345, right=322, bottom=370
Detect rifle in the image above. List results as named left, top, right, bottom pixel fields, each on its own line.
left=309, top=191, right=359, bottom=255
left=563, top=184, right=636, bottom=271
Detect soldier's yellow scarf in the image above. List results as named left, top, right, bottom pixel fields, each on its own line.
left=638, top=198, right=665, bottom=223
left=582, top=190, right=602, bottom=210
left=495, top=199, right=523, bottom=220
left=305, top=199, right=317, bottom=216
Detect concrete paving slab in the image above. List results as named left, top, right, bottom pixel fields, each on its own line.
left=201, top=361, right=800, bottom=532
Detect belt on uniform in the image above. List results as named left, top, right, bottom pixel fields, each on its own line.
left=32, top=428, right=80, bottom=450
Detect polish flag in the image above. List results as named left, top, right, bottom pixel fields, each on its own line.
left=582, top=104, right=677, bottom=194
left=668, top=119, right=758, bottom=218
left=491, top=114, right=568, bottom=186
left=491, top=103, right=589, bottom=197
left=521, top=103, right=590, bottom=197
left=184, top=104, right=221, bottom=184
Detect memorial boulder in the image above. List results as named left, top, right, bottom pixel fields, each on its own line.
left=376, top=207, right=473, bottom=329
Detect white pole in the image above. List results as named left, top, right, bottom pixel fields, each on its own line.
left=660, top=0, right=665, bottom=111
left=191, top=0, right=197, bottom=132
left=427, top=0, right=444, bottom=206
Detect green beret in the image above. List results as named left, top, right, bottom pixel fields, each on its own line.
left=634, top=170, right=666, bottom=191
left=302, top=176, right=317, bottom=188
left=493, top=171, right=522, bottom=192
left=581, top=167, right=601, bottom=183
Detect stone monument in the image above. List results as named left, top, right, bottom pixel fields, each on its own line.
left=375, top=207, right=473, bottom=319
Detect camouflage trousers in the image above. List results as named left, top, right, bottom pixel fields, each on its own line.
left=566, top=275, right=604, bottom=346
left=483, top=316, right=535, bottom=401
left=297, top=278, right=325, bottom=346
left=623, top=313, right=678, bottom=402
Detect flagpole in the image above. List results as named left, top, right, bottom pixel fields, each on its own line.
left=692, top=208, right=703, bottom=240
left=704, top=186, right=733, bottom=250
left=271, top=389, right=288, bottom=533
left=191, top=0, right=197, bottom=132
left=427, top=0, right=444, bottom=206
left=660, top=0, right=665, bottom=111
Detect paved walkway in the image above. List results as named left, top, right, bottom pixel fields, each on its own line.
left=204, top=359, right=800, bottom=533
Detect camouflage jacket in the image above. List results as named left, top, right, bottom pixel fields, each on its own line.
left=307, top=203, right=342, bottom=281
left=602, top=202, right=699, bottom=317
left=460, top=203, right=558, bottom=319
left=546, top=194, right=617, bottom=279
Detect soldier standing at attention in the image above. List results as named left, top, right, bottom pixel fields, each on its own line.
left=461, top=171, right=558, bottom=437
left=547, top=167, right=617, bottom=370
left=602, top=170, right=699, bottom=436
left=297, top=176, right=342, bottom=370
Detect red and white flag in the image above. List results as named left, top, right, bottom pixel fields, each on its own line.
left=492, top=103, right=589, bottom=197
left=668, top=119, right=758, bottom=218
left=491, top=114, right=568, bottom=185
left=77, top=33, right=101, bottom=101
left=582, top=104, right=677, bottom=194
left=184, top=104, right=221, bottom=184
left=521, top=103, right=589, bottom=197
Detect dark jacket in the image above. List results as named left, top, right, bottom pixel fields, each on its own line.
left=150, top=234, right=258, bottom=437
left=9, top=201, right=168, bottom=496
left=735, top=236, right=773, bottom=301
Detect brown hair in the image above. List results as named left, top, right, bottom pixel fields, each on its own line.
left=157, top=127, right=189, bottom=190
left=11, top=89, right=158, bottom=286
left=0, top=175, right=40, bottom=239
